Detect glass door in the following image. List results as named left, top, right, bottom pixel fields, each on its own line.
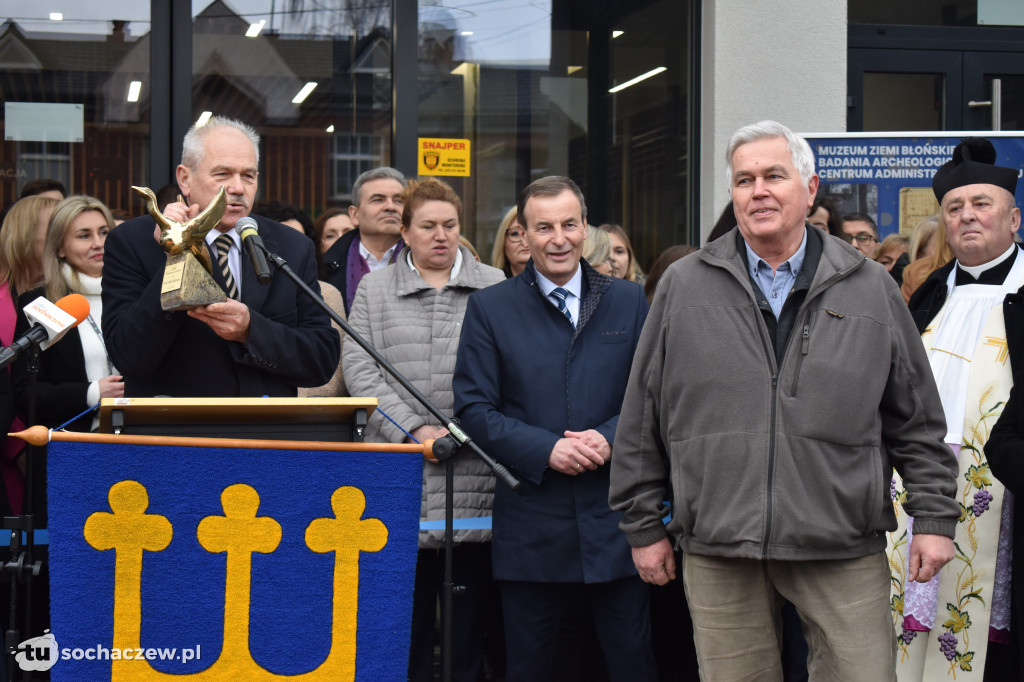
left=849, top=43, right=1024, bottom=133
left=963, top=52, right=1024, bottom=130
left=847, top=48, right=962, bottom=131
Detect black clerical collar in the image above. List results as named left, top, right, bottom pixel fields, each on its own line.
left=955, top=247, right=1020, bottom=286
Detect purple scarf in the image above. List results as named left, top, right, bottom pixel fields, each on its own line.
left=344, top=233, right=404, bottom=311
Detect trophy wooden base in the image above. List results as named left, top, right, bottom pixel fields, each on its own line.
left=160, top=252, right=227, bottom=311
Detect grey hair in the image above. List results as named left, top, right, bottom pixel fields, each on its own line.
left=351, top=167, right=406, bottom=206
left=181, top=116, right=260, bottom=169
left=725, top=120, right=815, bottom=186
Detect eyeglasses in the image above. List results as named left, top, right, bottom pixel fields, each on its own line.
left=844, top=233, right=877, bottom=245
left=506, top=229, right=524, bottom=243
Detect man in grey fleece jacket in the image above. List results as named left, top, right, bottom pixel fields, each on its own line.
left=609, top=120, right=959, bottom=681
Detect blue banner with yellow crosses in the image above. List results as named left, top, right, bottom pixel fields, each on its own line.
left=45, top=440, right=422, bottom=681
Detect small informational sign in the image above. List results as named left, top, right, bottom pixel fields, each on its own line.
left=417, top=138, right=471, bottom=177
left=804, top=132, right=1024, bottom=238
left=979, top=0, right=1024, bottom=26
left=4, top=103, right=84, bottom=143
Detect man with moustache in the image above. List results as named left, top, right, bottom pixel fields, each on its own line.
left=610, top=120, right=958, bottom=680
left=892, top=137, right=1024, bottom=679
left=454, top=176, right=654, bottom=681
left=102, top=116, right=338, bottom=397
left=322, top=167, right=406, bottom=313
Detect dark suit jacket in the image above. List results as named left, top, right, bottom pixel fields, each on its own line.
left=453, top=259, right=649, bottom=583
left=322, top=228, right=404, bottom=315
left=12, top=287, right=97, bottom=432
left=102, top=214, right=339, bottom=397
left=321, top=227, right=360, bottom=314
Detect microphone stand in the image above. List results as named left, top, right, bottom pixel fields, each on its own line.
left=3, top=347, right=43, bottom=682
left=259, top=245, right=519, bottom=682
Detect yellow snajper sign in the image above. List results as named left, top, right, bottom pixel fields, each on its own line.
left=417, top=138, right=471, bottom=177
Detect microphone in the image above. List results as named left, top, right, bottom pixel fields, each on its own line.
left=235, top=217, right=272, bottom=285
left=0, top=294, right=90, bottom=369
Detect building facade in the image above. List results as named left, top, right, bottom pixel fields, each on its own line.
left=1, top=1, right=1021, bottom=265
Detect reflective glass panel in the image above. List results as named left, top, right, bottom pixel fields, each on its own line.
left=850, top=1, right=978, bottom=26
left=0, top=4, right=151, bottom=212
left=863, top=73, right=945, bottom=131
left=191, top=0, right=393, bottom=214
left=416, top=0, right=692, bottom=274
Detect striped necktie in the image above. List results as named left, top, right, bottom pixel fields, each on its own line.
left=213, top=234, right=238, bottom=299
left=550, top=287, right=573, bottom=326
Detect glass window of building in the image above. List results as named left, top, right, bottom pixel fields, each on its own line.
left=191, top=0, right=393, bottom=217
left=415, top=0, right=694, bottom=273
left=0, top=5, right=151, bottom=212
left=848, top=1, right=1024, bottom=132
left=2, top=1, right=695, bottom=264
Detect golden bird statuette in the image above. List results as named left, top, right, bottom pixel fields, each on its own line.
left=132, top=185, right=228, bottom=273
left=131, top=185, right=229, bottom=311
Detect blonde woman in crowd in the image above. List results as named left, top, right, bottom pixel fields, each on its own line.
left=12, top=196, right=122, bottom=433
left=0, top=195, right=59, bottom=513
left=490, top=206, right=530, bottom=278
left=872, top=233, right=909, bottom=273
left=583, top=226, right=616, bottom=275
left=599, top=223, right=645, bottom=283
left=901, top=215, right=953, bottom=303
left=0, top=195, right=59, bottom=298
left=907, top=214, right=942, bottom=263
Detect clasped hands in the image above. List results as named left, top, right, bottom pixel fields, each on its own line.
left=548, top=429, right=610, bottom=476
left=407, top=425, right=450, bottom=463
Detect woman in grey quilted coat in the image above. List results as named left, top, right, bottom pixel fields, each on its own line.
left=342, top=177, right=505, bottom=682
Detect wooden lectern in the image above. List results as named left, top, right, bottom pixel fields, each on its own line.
left=98, top=397, right=378, bottom=442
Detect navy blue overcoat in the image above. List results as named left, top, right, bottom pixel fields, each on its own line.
left=454, top=259, right=648, bottom=582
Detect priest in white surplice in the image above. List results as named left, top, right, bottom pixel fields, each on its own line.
left=890, top=137, right=1023, bottom=680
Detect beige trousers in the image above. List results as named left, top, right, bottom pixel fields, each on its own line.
left=681, top=551, right=897, bottom=681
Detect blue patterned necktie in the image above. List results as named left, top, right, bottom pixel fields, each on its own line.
left=550, top=287, right=574, bottom=327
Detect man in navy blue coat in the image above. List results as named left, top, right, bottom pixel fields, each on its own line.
left=103, top=117, right=338, bottom=397
left=453, top=176, right=654, bottom=681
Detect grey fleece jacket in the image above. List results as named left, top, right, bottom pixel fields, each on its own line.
left=343, top=245, right=506, bottom=548
left=609, top=227, right=958, bottom=561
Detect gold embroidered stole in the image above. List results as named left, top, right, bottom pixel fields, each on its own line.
left=888, top=296, right=1012, bottom=680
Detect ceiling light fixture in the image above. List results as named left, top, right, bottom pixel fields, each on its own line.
left=246, top=20, right=266, bottom=38
left=292, top=82, right=318, bottom=104
left=608, top=66, right=666, bottom=93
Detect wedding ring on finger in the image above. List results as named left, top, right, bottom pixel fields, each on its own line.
left=575, top=463, right=582, bottom=472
